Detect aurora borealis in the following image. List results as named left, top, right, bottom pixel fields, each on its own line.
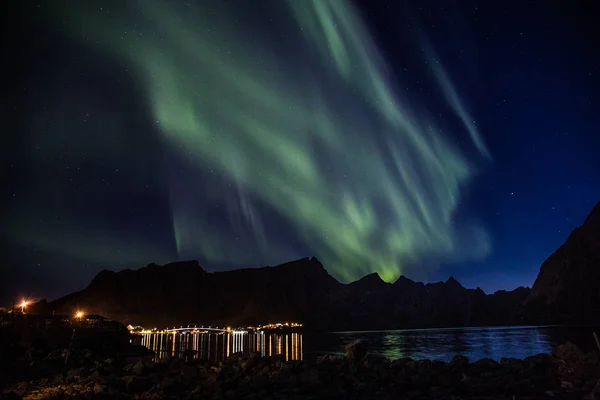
left=2, top=0, right=600, bottom=302
left=57, top=0, right=494, bottom=283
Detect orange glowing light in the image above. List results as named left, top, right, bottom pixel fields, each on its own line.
left=75, top=311, right=84, bottom=319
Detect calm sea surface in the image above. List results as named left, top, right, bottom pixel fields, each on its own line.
left=139, top=326, right=599, bottom=363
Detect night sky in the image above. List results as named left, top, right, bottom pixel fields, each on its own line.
left=2, top=0, right=599, bottom=304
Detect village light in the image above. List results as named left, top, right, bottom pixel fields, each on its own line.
left=20, top=300, right=28, bottom=313
left=75, top=310, right=84, bottom=319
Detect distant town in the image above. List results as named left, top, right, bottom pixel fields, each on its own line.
left=127, top=321, right=303, bottom=335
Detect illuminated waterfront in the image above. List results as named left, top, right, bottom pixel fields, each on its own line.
left=140, top=331, right=303, bottom=362
left=138, top=326, right=599, bottom=363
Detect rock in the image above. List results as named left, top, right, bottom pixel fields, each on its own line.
left=363, top=353, right=389, bottom=369
left=122, top=375, right=149, bottom=393
left=250, top=372, right=270, bottom=390
left=158, top=376, right=180, bottom=393
left=584, top=351, right=600, bottom=365
left=50, top=374, right=65, bottom=384
left=429, top=386, right=446, bottom=397
left=525, top=353, right=554, bottom=365
left=500, top=357, right=523, bottom=370
left=416, top=359, right=432, bottom=371
left=345, top=340, right=367, bottom=361
left=225, top=352, right=245, bottom=364
left=67, top=367, right=85, bottom=378
left=469, top=358, right=501, bottom=375
left=317, top=353, right=341, bottom=363
left=88, top=370, right=101, bottom=381
left=181, top=363, right=198, bottom=379
left=450, top=354, right=469, bottom=368
left=197, top=366, right=209, bottom=379
left=561, top=380, right=574, bottom=389
left=200, top=375, right=218, bottom=391
left=301, top=368, right=320, bottom=386
left=132, top=360, right=147, bottom=376
left=169, top=357, right=183, bottom=371
left=4, top=338, right=597, bottom=399
left=390, top=357, right=412, bottom=370
left=45, top=349, right=63, bottom=361
left=553, top=342, right=585, bottom=363
left=93, top=383, right=105, bottom=393
left=505, top=380, right=534, bottom=396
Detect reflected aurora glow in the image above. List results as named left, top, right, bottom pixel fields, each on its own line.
left=54, top=0, right=490, bottom=282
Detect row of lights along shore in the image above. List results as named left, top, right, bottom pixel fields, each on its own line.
left=16, top=299, right=84, bottom=319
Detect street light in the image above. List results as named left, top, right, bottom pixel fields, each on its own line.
left=19, top=300, right=28, bottom=313
left=75, top=311, right=84, bottom=319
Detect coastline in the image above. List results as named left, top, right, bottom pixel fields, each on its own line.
left=3, top=339, right=599, bottom=399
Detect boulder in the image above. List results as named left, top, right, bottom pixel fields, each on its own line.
left=181, top=363, right=198, bottom=380
left=553, top=342, right=584, bottom=364
left=363, top=353, right=389, bottom=369
left=345, top=340, right=367, bottom=361
left=122, top=375, right=149, bottom=393
left=132, top=360, right=147, bottom=376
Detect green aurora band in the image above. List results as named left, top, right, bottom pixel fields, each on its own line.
left=54, top=0, right=491, bottom=282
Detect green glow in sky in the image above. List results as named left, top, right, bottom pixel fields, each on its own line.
left=57, top=0, right=491, bottom=282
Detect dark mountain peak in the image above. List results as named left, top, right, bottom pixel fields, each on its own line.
left=358, top=272, right=384, bottom=282
left=445, top=276, right=464, bottom=289
left=583, top=201, right=600, bottom=227
left=149, top=260, right=204, bottom=272
left=306, top=257, right=330, bottom=274
left=425, top=280, right=444, bottom=289
left=273, top=257, right=317, bottom=271
left=271, top=256, right=334, bottom=279
left=351, top=272, right=389, bottom=289
left=87, top=260, right=206, bottom=292
left=308, top=256, right=322, bottom=265
left=523, top=200, right=600, bottom=324
left=276, top=257, right=310, bottom=266
left=47, top=252, right=535, bottom=329
left=393, top=275, right=416, bottom=286
left=493, top=286, right=530, bottom=297
left=88, top=269, right=116, bottom=288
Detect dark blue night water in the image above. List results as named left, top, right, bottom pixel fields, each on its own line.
left=304, top=325, right=599, bottom=362
left=140, top=325, right=599, bottom=363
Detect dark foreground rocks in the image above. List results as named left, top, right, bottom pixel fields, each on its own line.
left=2, top=342, right=600, bottom=399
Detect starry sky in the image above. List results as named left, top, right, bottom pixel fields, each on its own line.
left=2, top=0, right=599, bottom=304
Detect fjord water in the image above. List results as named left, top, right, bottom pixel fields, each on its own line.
left=140, top=326, right=598, bottom=363
left=141, top=331, right=304, bottom=362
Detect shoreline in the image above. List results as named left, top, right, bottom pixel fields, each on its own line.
left=2, top=340, right=599, bottom=399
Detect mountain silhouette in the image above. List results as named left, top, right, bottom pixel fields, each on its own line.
left=42, top=257, right=528, bottom=330
left=40, top=201, right=600, bottom=330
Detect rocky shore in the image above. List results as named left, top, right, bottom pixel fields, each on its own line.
left=2, top=341, right=600, bottom=399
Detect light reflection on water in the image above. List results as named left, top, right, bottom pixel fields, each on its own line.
left=307, top=325, right=599, bottom=362
left=140, top=331, right=303, bottom=362
left=139, top=326, right=599, bottom=363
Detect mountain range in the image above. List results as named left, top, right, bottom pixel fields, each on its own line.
left=38, top=201, right=600, bottom=330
